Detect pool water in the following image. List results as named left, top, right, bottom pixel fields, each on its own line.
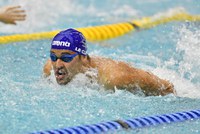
left=0, top=0, right=200, bottom=134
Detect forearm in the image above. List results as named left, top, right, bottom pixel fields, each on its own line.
left=138, top=71, right=175, bottom=96
left=43, top=59, right=52, bottom=77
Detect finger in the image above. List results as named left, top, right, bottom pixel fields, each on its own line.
left=11, top=9, right=25, bottom=14
left=12, top=21, right=17, bottom=25
left=7, top=5, right=21, bottom=11
left=12, top=16, right=26, bottom=21
left=11, top=14, right=26, bottom=18
left=14, top=18, right=26, bottom=21
left=6, top=20, right=17, bottom=25
left=10, top=13, right=26, bottom=17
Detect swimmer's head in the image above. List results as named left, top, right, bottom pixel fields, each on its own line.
left=50, top=28, right=89, bottom=85
left=51, top=28, right=87, bottom=55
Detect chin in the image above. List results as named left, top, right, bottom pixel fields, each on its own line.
left=56, top=78, right=71, bottom=85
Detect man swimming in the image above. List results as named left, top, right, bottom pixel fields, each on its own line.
left=43, top=28, right=176, bottom=96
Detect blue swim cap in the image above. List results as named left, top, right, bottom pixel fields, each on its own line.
left=51, top=28, right=87, bottom=55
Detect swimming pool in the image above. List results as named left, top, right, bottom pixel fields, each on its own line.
left=0, top=0, right=200, bottom=134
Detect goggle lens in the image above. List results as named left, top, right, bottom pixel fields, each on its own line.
left=50, top=53, right=78, bottom=62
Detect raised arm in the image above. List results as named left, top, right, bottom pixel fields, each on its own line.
left=0, top=5, right=26, bottom=25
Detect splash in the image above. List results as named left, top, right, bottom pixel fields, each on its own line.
left=158, top=24, right=200, bottom=98
left=151, top=7, right=187, bottom=21
left=176, top=25, right=200, bottom=84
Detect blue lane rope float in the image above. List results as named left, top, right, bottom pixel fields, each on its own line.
left=30, top=109, right=200, bottom=134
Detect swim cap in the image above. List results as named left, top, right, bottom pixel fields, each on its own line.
left=51, top=28, right=87, bottom=55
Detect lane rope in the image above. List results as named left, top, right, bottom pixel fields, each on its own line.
left=30, top=109, right=200, bottom=134
left=0, top=10, right=200, bottom=44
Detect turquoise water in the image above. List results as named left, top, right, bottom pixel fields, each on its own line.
left=0, top=0, right=200, bottom=134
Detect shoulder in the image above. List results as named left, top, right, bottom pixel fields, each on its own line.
left=92, top=57, right=136, bottom=89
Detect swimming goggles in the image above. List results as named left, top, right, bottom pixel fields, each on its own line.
left=50, top=52, right=78, bottom=62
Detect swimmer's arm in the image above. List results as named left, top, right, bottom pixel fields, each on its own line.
left=127, top=70, right=176, bottom=96
left=98, top=64, right=176, bottom=96
left=43, top=59, right=52, bottom=77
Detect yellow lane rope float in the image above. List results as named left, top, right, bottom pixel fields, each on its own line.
left=0, top=10, right=200, bottom=44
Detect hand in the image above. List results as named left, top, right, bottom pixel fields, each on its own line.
left=0, top=5, right=26, bottom=25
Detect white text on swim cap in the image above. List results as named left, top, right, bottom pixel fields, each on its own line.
left=75, top=47, right=86, bottom=55
left=52, top=41, right=70, bottom=47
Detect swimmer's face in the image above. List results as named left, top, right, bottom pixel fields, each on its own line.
left=50, top=49, right=82, bottom=85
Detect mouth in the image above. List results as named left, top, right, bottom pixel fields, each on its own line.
left=55, top=67, right=70, bottom=84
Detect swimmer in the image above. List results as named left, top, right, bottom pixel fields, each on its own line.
left=0, top=5, right=26, bottom=25
left=43, top=28, right=176, bottom=96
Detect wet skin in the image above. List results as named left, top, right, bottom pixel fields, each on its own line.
left=43, top=49, right=176, bottom=96
left=49, top=49, right=86, bottom=85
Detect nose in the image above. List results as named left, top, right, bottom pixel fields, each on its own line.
left=55, top=59, right=64, bottom=68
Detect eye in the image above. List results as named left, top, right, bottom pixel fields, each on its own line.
left=50, top=53, right=57, bottom=62
left=61, top=55, right=73, bottom=62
